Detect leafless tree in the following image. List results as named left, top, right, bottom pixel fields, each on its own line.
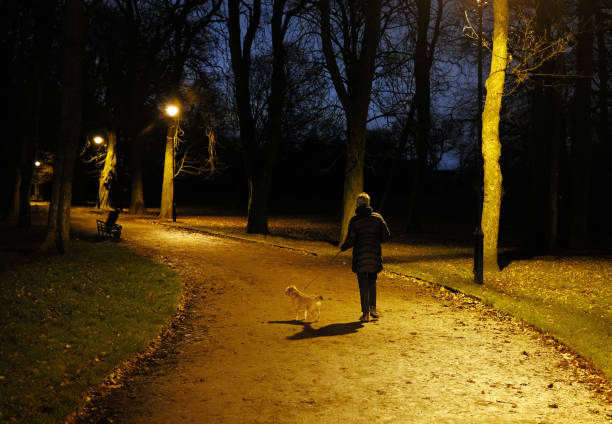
left=318, top=0, right=383, bottom=243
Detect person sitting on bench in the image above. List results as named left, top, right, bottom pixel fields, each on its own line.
left=105, top=208, right=120, bottom=227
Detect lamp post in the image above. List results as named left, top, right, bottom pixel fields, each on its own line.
left=92, top=135, right=105, bottom=208
left=165, top=104, right=179, bottom=222
left=33, top=161, right=41, bottom=201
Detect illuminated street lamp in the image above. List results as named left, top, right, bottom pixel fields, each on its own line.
left=33, top=161, right=41, bottom=200
left=165, top=105, right=179, bottom=118
left=165, top=104, right=180, bottom=222
left=93, top=135, right=104, bottom=145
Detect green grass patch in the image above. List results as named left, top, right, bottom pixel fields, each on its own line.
left=0, top=241, right=182, bottom=423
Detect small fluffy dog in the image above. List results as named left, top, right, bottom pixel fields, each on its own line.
left=285, top=285, right=323, bottom=322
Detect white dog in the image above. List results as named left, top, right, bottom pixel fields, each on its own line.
left=285, top=285, right=323, bottom=322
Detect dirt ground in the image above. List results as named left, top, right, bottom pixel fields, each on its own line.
left=69, top=209, right=611, bottom=423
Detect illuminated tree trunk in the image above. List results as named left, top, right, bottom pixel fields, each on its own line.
left=98, top=130, right=117, bottom=210
left=41, top=0, right=84, bottom=253
left=319, top=0, right=382, bottom=244
left=480, top=0, right=508, bottom=272
left=340, top=113, right=367, bottom=240
left=160, top=123, right=176, bottom=219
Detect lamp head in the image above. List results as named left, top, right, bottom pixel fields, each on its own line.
left=165, top=105, right=179, bottom=117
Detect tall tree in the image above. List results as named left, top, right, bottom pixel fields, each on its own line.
left=528, top=0, right=564, bottom=252
left=377, top=0, right=444, bottom=214
left=41, top=0, right=85, bottom=253
left=159, top=0, right=221, bottom=219
left=595, top=0, right=608, bottom=153
left=570, top=0, right=595, bottom=248
left=226, top=0, right=263, bottom=230
left=594, top=0, right=608, bottom=152
left=247, top=0, right=291, bottom=233
left=319, top=0, right=382, bottom=243
left=226, top=0, right=300, bottom=233
left=480, top=0, right=509, bottom=272
left=406, top=0, right=444, bottom=231
left=5, top=1, right=58, bottom=226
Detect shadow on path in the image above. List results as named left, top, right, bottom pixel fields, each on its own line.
left=268, top=320, right=364, bottom=340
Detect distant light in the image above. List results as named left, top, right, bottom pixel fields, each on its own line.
left=35, top=161, right=41, bottom=167
left=165, top=105, right=179, bottom=117
left=93, top=136, right=104, bottom=144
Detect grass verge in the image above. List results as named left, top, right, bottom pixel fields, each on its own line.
left=385, top=255, right=612, bottom=382
left=0, top=240, right=182, bottom=423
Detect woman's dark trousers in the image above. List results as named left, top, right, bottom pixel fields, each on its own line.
left=357, top=272, right=377, bottom=314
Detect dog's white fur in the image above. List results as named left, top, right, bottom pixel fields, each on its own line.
left=285, top=285, right=323, bottom=322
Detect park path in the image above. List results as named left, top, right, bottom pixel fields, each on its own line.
left=71, top=210, right=611, bottom=423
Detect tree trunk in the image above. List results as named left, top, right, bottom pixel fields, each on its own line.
left=98, top=130, right=118, bottom=210
left=595, top=1, right=608, bottom=152
left=339, top=116, right=367, bottom=242
left=406, top=0, right=432, bottom=232
left=569, top=0, right=595, bottom=248
left=129, top=134, right=146, bottom=214
left=480, top=0, right=508, bottom=273
left=379, top=102, right=415, bottom=212
left=12, top=0, right=56, bottom=227
left=227, top=0, right=266, bottom=232
left=160, top=122, right=176, bottom=219
left=528, top=0, right=563, bottom=252
left=246, top=167, right=273, bottom=233
left=245, top=0, right=289, bottom=234
left=9, top=169, right=21, bottom=220
left=40, top=0, right=84, bottom=253
left=319, top=0, right=382, bottom=244
left=16, top=139, right=34, bottom=228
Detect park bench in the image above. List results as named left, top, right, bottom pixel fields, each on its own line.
left=96, top=209, right=122, bottom=241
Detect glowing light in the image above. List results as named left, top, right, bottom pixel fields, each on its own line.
left=35, top=161, right=41, bottom=167
left=165, top=105, right=179, bottom=117
left=93, top=136, right=104, bottom=144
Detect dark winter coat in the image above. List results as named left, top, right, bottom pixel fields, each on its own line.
left=340, top=206, right=390, bottom=273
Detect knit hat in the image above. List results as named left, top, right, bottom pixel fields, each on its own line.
left=356, top=192, right=370, bottom=207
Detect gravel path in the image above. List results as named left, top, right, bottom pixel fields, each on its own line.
left=72, top=211, right=611, bottom=423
